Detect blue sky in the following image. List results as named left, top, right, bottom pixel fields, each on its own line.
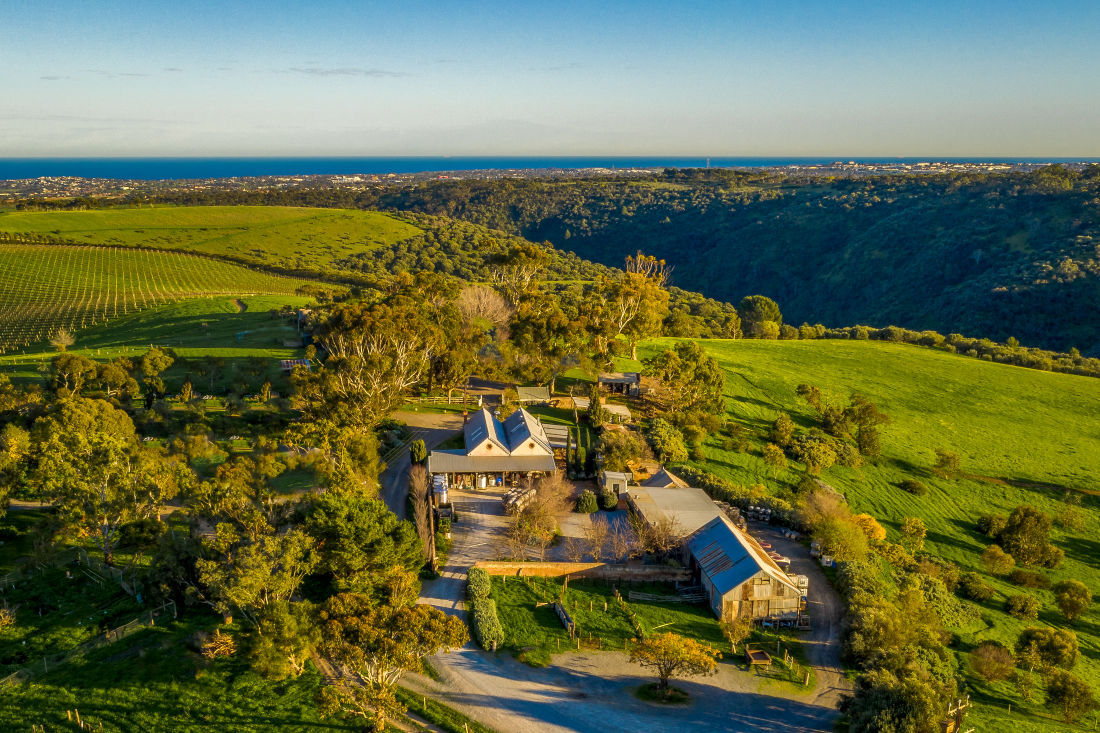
left=2, top=0, right=1098, bottom=156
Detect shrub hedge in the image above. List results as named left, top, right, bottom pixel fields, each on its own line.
left=467, top=567, right=491, bottom=600
left=471, top=599, right=505, bottom=650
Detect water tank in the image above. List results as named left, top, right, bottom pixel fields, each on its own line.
left=478, top=475, right=487, bottom=489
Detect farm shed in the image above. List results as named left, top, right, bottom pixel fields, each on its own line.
left=602, top=404, right=632, bottom=423
left=625, top=482, right=806, bottom=621
left=686, top=517, right=804, bottom=622
left=626, top=485, right=727, bottom=536
left=514, top=385, right=551, bottom=404
left=280, top=359, right=310, bottom=372
left=598, top=372, right=641, bottom=396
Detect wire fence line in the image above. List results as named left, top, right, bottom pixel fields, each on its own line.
left=0, top=547, right=142, bottom=597
left=0, top=600, right=177, bottom=691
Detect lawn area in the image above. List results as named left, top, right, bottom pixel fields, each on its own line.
left=270, top=467, right=320, bottom=496
left=635, top=337, right=1100, bottom=727
left=0, top=609, right=360, bottom=732
left=0, top=206, right=422, bottom=272
left=524, top=405, right=596, bottom=452
left=488, top=574, right=815, bottom=694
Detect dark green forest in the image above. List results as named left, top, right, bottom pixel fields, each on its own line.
left=371, top=166, right=1100, bottom=354
left=119, top=165, right=1100, bottom=353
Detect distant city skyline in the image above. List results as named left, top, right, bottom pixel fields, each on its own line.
left=3, top=0, right=1099, bottom=157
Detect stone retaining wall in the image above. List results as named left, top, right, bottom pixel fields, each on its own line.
left=471, top=561, right=692, bottom=582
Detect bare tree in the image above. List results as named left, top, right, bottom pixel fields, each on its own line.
left=562, top=536, right=586, bottom=564
left=409, top=466, right=436, bottom=572
left=648, top=515, right=684, bottom=560
left=609, top=522, right=634, bottom=563
left=521, top=472, right=571, bottom=538
left=628, top=513, right=650, bottom=559
left=584, top=514, right=610, bottom=562
left=456, top=286, right=514, bottom=328
left=49, top=327, right=75, bottom=353
left=505, top=513, right=532, bottom=561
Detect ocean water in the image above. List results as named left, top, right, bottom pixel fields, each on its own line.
left=1, top=156, right=1095, bottom=182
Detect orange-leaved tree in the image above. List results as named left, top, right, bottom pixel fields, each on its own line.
left=628, top=632, right=720, bottom=691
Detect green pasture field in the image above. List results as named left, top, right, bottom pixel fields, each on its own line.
left=635, top=337, right=1100, bottom=730
left=0, top=244, right=313, bottom=352
left=0, top=295, right=312, bottom=392
left=0, top=205, right=421, bottom=271
left=0, top=612, right=359, bottom=733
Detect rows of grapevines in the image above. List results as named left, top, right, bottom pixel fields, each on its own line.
left=0, top=245, right=307, bottom=351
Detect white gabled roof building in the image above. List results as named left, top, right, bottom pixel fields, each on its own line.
left=427, top=407, right=556, bottom=477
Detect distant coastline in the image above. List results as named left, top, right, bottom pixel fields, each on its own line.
left=1, top=156, right=1098, bottom=182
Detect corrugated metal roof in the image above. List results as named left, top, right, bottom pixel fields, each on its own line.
left=515, top=386, right=550, bottom=402
left=541, top=424, right=571, bottom=448
left=640, top=468, right=690, bottom=489
left=629, top=486, right=724, bottom=535
left=503, top=408, right=552, bottom=454
left=686, top=518, right=801, bottom=597
left=465, top=408, right=507, bottom=453
left=604, top=404, right=631, bottom=420
left=426, top=450, right=557, bottom=474
left=598, top=372, right=640, bottom=384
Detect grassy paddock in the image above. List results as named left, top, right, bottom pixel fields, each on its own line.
left=0, top=508, right=52, bottom=573
left=0, top=611, right=357, bottom=732
left=0, top=566, right=141, bottom=671
left=635, top=337, right=1100, bottom=720
left=0, top=206, right=421, bottom=272
left=395, top=686, right=500, bottom=733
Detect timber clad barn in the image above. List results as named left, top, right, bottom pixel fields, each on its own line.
left=686, top=517, right=803, bottom=621
left=627, top=485, right=804, bottom=621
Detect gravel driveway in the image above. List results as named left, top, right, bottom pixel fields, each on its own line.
left=380, top=411, right=464, bottom=520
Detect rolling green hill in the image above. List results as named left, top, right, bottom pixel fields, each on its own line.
left=0, top=206, right=421, bottom=272
left=0, top=244, right=313, bottom=351
left=633, top=337, right=1100, bottom=732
